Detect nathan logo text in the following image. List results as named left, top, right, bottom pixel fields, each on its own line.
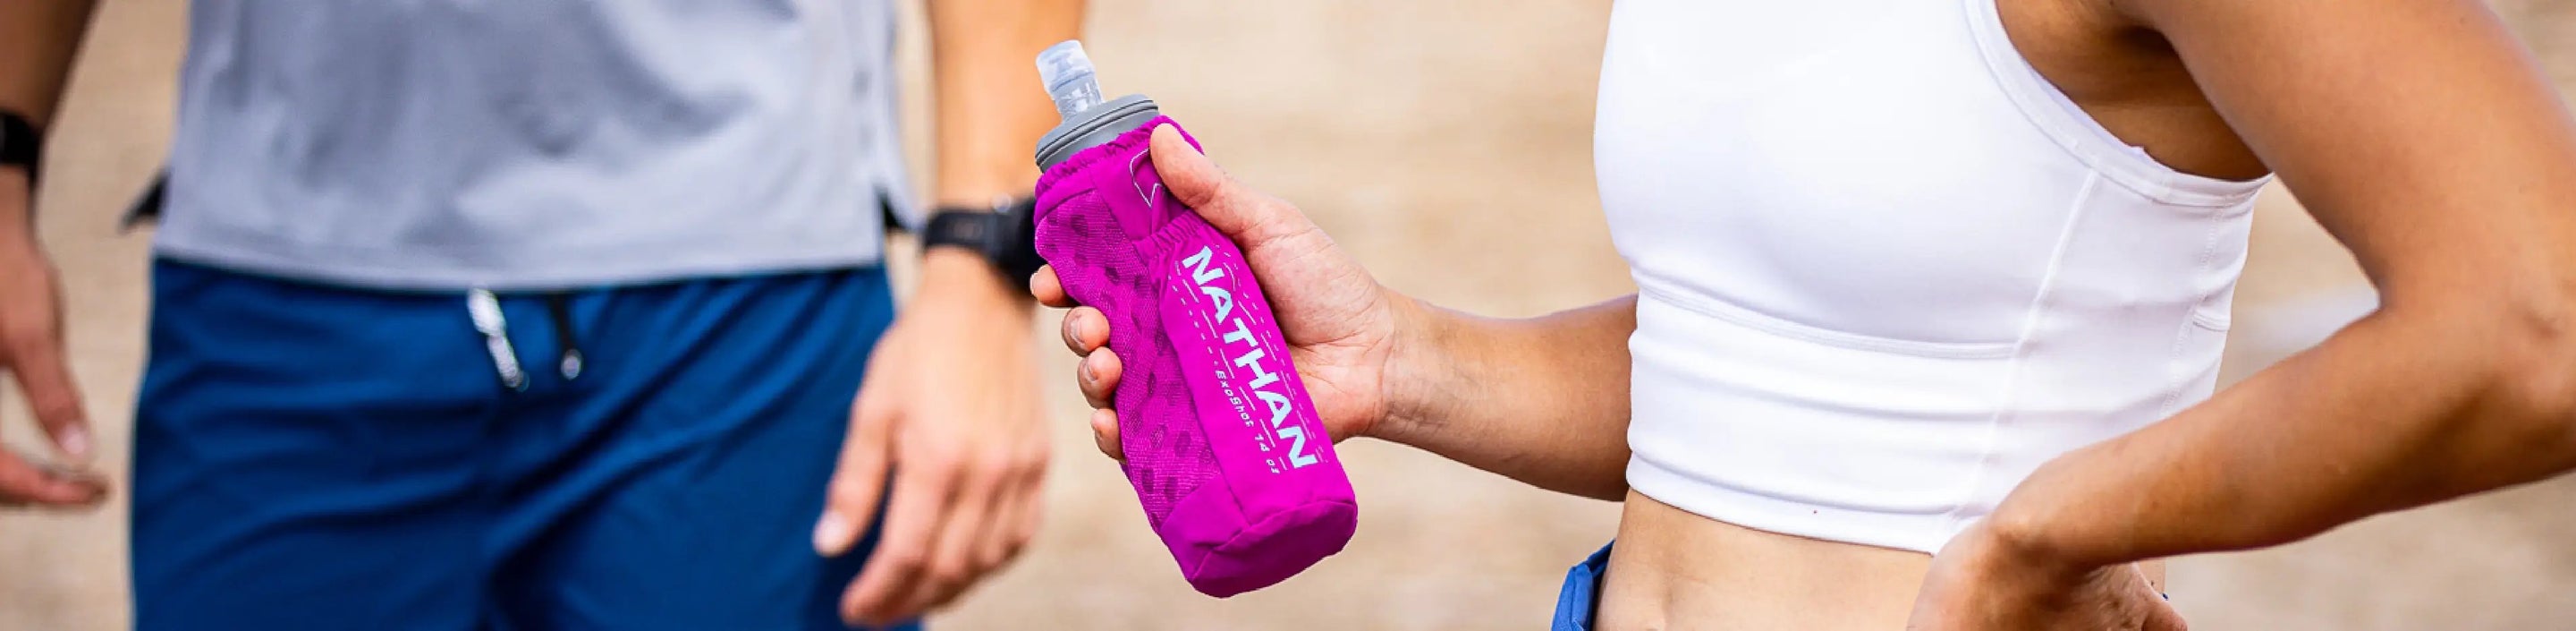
left=1181, top=245, right=1319, bottom=470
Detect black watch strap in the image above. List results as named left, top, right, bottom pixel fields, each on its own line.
left=921, top=197, right=1044, bottom=291
left=1, top=110, right=40, bottom=183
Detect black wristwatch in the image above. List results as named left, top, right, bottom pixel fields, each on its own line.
left=1, top=110, right=40, bottom=184
left=921, top=197, right=1045, bottom=292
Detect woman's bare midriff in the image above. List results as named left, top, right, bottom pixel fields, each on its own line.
left=1593, top=490, right=1933, bottom=631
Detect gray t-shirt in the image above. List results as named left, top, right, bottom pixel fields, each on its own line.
left=155, top=0, right=913, bottom=290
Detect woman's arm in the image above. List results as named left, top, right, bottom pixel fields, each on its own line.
left=2004, top=0, right=2576, bottom=568
left=1917, top=0, right=2576, bottom=626
left=1040, top=127, right=1638, bottom=500
left=1379, top=295, right=1637, bottom=500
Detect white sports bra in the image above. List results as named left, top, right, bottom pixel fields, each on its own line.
left=1599, top=0, right=2270, bottom=553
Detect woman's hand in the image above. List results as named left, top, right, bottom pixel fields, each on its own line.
left=1905, top=519, right=2185, bottom=631
left=1030, top=125, right=1411, bottom=460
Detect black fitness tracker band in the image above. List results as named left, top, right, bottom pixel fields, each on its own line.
left=1, top=110, right=41, bottom=184
left=921, top=196, right=1044, bottom=292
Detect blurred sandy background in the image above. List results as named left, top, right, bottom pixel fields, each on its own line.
left=4, top=1, right=2574, bottom=628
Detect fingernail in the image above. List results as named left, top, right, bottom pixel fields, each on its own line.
left=1080, top=361, right=1095, bottom=384
left=59, top=427, right=91, bottom=464
left=813, top=511, right=853, bottom=555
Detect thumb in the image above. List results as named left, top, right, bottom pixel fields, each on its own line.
left=1148, top=124, right=1311, bottom=246
left=0, top=448, right=105, bottom=507
left=817, top=380, right=898, bottom=557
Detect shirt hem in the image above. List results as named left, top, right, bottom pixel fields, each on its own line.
left=151, top=228, right=887, bottom=292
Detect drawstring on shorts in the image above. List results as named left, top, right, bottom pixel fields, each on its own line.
left=467, top=289, right=586, bottom=391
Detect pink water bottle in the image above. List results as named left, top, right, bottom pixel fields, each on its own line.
left=1028, top=40, right=1359, bottom=597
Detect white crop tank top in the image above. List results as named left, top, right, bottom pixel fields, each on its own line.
left=1600, top=0, right=2270, bottom=553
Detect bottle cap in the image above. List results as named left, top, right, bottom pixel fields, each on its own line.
left=1037, top=40, right=1105, bottom=119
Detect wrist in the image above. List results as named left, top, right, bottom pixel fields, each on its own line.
left=1982, top=446, right=2151, bottom=572
left=918, top=248, right=1036, bottom=315
left=1373, top=292, right=1456, bottom=445
left=2, top=166, right=33, bottom=240
left=2, top=110, right=42, bottom=186
left=919, top=196, right=1043, bottom=293
left=1979, top=491, right=2097, bottom=581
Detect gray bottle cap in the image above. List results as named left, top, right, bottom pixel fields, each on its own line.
left=1035, top=94, right=1162, bottom=170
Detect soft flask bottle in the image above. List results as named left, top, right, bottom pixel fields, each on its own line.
left=1029, top=41, right=1358, bottom=597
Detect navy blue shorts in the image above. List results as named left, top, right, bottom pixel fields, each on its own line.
left=131, top=259, right=916, bottom=631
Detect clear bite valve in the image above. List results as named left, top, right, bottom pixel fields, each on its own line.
left=1037, top=40, right=1105, bottom=121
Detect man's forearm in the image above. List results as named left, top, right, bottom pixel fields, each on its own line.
left=2, top=0, right=100, bottom=234
left=927, top=0, right=1084, bottom=206
left=1990, top=301, right=2576, bottom=568
left=1376, top=294, right=1638, bottom=500
left=0, top=0, right=99, bottom=127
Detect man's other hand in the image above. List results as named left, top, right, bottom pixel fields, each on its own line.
left=0, top=166, right=104, bottom=508
left=815, top=249, right=1046, bottom=627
